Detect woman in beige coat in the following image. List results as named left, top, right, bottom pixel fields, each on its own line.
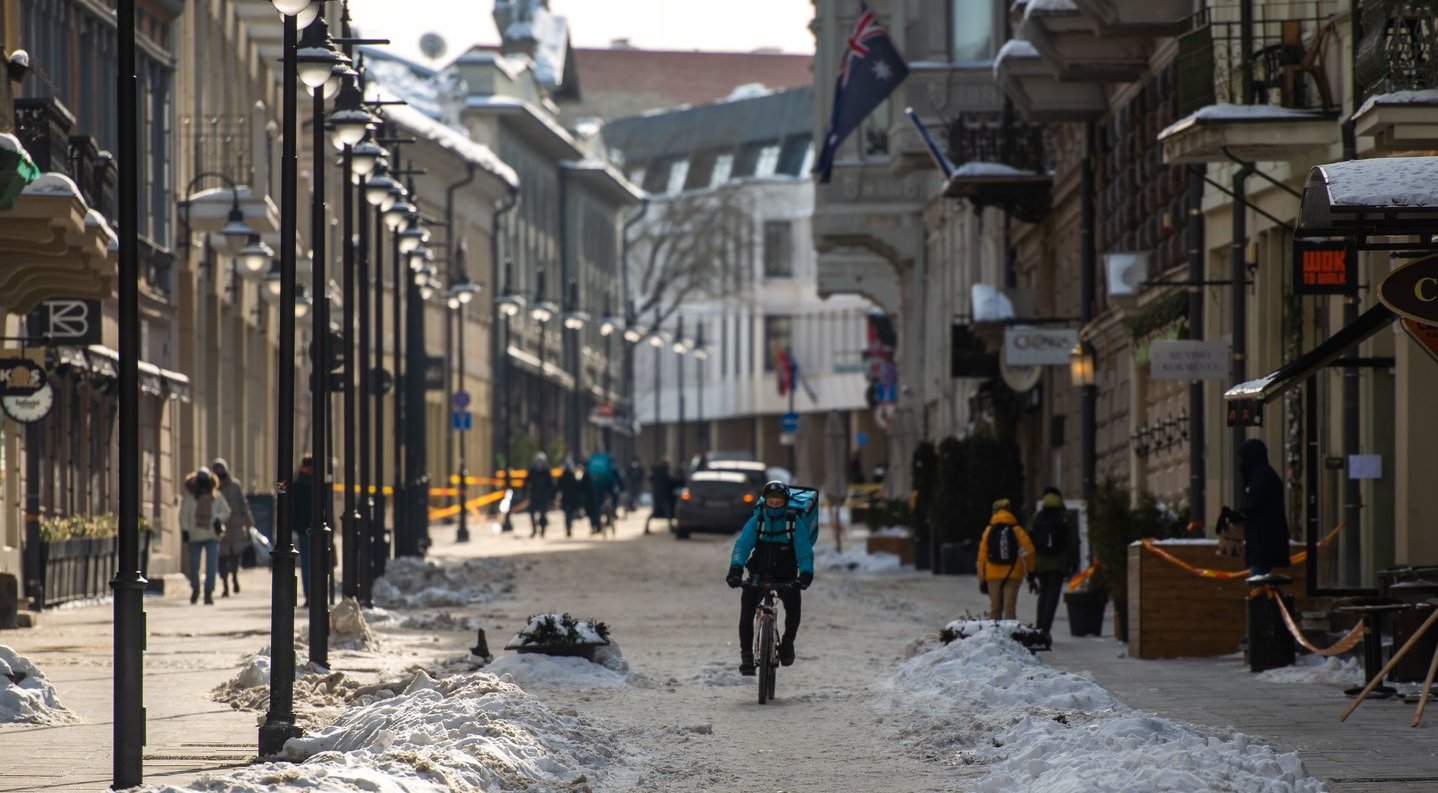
left=179, top=466, right=231, bottom=604
left=210, top=458, right=255, bottom=597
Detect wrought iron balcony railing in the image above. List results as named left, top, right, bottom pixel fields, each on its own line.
left=1176, top=2, right=1341, bottom=119
left=15, top=96, right=77, bottom=175
left=1355, top=0, right=1438, bottom=104
left=944, top=110, right=1049, bottom=174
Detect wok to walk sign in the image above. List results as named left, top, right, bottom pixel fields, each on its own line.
left=1293, top=239, right=1354, bottom=295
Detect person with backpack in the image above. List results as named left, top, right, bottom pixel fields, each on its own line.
left=1029, top=487, right=1080, bottom=632
left=977, top=498, right=1037, bottom=620
left=726, top=480, right=815, bottom=675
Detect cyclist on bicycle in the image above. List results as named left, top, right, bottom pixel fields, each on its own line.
left=726, top=480, right=813, bottom=675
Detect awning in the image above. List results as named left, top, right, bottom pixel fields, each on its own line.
left=1224, top=303, right=1394, bottom=402
left=160, top=368, right=191, bottom=403
left=506, top=345, right=576, bottom=390
left=1299, top=158, right=1438, bottom=242
left=81, top=345, right=188, bottom=400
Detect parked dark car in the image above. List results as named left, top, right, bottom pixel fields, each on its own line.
left=673, top=460, right=768, bottom=539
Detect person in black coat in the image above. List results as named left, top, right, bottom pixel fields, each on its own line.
left=526, top=453, right=554, bottom=538
left=291, top=456, right=315, bottom=603
left=1234, top=438, right=1290, bottom=576
left=645, top=457, right=675, bottom=534
left=558, top=460, right=586, bottom=538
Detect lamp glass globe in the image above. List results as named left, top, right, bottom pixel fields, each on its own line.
left=272, top=0, right=313, bottom=16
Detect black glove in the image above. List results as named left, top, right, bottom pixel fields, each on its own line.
left=213, top=518, right=225, bottom=537
left=798, top=571, right=813, bottom=590
left=1027, top=575, right=1039, bottom=595
left=979, top=580, right=989, bottom=595
left=726, top=565, right=744, bottom=588
left=182, top=530, right=190, bottom=545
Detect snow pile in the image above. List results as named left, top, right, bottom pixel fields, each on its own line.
left=487, top=638, right=645, bottom=688
left=401, top=611, right=477, bottom=632
left=373, top=557, right=512, bottom=608
left=329, top=598, right=380, bottom=651
left=212, top=647, right=361, bottom=725
left=0, top=645, right=76, bottom=725
left=1258, top=654, right=1361, bottom=687
left=816, top=544, right=906, bottom=573
left=885, top=624, right=1324, bottom=792
left=695, top=660, right=750, bottom=687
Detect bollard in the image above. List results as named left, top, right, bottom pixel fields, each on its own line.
left=471, top=628, right=491, bottom=661
left=1246, top=573, right=1296, bottom=673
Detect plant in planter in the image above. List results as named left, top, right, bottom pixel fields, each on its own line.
left=1086, top=479, right=1190, bottom=640
left=504, top=612, right=611, bottom=661
left=930, top=434, right=1025, bottom=575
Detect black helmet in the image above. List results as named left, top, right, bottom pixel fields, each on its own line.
left=761, top=480, right=789, bottom=500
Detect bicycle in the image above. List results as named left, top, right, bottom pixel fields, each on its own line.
left=744, top=578, right=799, bottom=704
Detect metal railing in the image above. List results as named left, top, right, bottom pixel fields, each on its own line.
left=1355, top=0, right=1438, bottom=104
left=1176, top=2, right=1341, bottom=118
left=944, top=110, right=1048, bottom=173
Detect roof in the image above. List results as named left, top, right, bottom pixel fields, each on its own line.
left=568, top=48, right=813, bottom=119
left=602, top=87, right=813, bottom=167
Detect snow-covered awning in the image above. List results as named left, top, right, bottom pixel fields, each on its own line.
left=78, top=345, right=189, bottom=400
left=1223, top=303, right=1393, bottom=403
left=1157, top=104, right=1337, bottom=165
left=1299, top=157, right=1438, bottom=238
left=994, top=39, right=1107, bottom=123
left=1019, top=0, right=1149, bottom=82
left=943, top=162, right=1052, bottom=223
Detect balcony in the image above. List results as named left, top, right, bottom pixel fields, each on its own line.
left=1352, top=0, right=1438, bottom=152
left=888, top=63, right=1004, bottom=175
left=1020, top=0, right=1151, bottom=83
left=942, top=110, right=1052, bottom=223
left=1159, top=4, right=1341, bottom=164
left=1070, top=0, right=1192, bottom=36
left=995, top=39, right=1109, bottom=123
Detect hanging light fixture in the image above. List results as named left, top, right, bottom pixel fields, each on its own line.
left=294, top=17, right=349, bottom=90
left=261, top=259, right=283, bottom=304
left=217, top=204, right=255, bottom=255
left=295, top=287, right=314, bottom=326
left=350, top=140, right=386, bottom=177
left=270, top=0, right=313, bottom=16
left=396, top=215, right=425, bottom=253
left=449, top=279, right=479, bottom=305
left=328, top=78, right=374, bottom=150
left=365, top=173, right=400, bottom=208
left=384, top=199, right=414, bottom=232
left=236, top=235, right=274, bottom=280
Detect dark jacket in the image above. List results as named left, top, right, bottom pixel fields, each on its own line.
left=1030, top=506, right=1081, bottom=574
left=527, top=465, right=555, bottom=511
left=291, top=470, right=315, bottom=535
left=1236, top=439, right=1291, bottom=570
left=559, top=468, right=586, bottom=511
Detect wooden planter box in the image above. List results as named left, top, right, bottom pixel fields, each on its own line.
left=866, top=534, right=915, bottom=565
left=1127, top=540, right=1311, bottom=659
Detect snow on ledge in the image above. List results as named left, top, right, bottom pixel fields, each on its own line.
left=1025, top=0, right=1080, bottom=18
left=1160, top=103, right=1331, bottom=140
left=1357, top=89, right=1438, bottom=118
left=23, top=172, right=85, bottom=199
left=1309, top=156, right=1438, bottom=209
left=953, top=161, right=1038, bottom=178
left=996, top=39, right=1040, bottom=63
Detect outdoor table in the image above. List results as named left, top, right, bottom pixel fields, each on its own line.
left=1336, top=598, right=1412, bottom=699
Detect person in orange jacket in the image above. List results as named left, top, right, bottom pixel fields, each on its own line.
left=977, top=498, right=1037, bottom=620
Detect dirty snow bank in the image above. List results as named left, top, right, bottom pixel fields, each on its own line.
left=149, top=672, right=630, bottom=791
left=0, top=645, right=75, bottom=725
left=815, top=544, right=907, bottom=573
left=884, top=621, right=1326, bottom=792
left=1258, top=653, right=1361, bottom=687
left=487, top=638, right=648, bottom=688
left=372, top=556, right=513, bottom=608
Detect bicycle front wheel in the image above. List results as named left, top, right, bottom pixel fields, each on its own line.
left=758, top=621, right=775, bottom=705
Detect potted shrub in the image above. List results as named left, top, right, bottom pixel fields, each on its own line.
left=1086, top=477, right=1135, bottom=641
left=503, top=612, right=611, bottom=662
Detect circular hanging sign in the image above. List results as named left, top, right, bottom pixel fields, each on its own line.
left=3, top=382, right=54, bottom=423
left=0, top=358, right=46, bottom=396
left=1378, top=253, right=1438, bottom=325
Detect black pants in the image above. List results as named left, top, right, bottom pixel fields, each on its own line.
left=739, top=587, right=801, bottom=658
left=1035, top=570, right=1066, bottom=632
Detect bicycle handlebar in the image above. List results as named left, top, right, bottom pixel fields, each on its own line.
left=742, top=579, right=802, bottom=591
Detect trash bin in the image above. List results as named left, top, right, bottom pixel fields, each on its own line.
left=1065, top=591, right=1107, bottom=637
left=1246, top=588, right=1296, bottom=673
left=938, top=543, right=976, bottom=576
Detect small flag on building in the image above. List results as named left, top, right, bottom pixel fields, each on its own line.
left=814, top=1, right=910, bottom=183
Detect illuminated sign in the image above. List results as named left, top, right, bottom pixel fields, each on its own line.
left=1292, top=239, right=1353, bottom=295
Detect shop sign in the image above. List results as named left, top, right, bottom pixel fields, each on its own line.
left=1380, top=253, right=1438, bottom=325
left=1149, top=340, right=1229, bottom=380
left=1292, top=239, right=1353, bottom=295
left=1002, top=327, right=1077, bottom=367
left=1401, top=318, right=1438, bottom=365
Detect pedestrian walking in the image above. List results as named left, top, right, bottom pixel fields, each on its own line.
left=1232, top=439, right=1290, bottom=576
left=526, top=452, right=554, bottom=538
left=210, top=458, right=255, bottom=598
left=645, top=457, right=675, bottom=535
left=977, top=498, right=1036, bottom=620
left=179, top=466, right=231, bottom=605
left=559, top=460, right=586, bottom=538
left=625, top=456, right=644, bottom=514
left=291, top=455, right=316, bottom=601
left=1029, top=487, right=1079, bottom=633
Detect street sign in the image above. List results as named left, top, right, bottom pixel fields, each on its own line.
left=0, top=359, right=46, bottom=396
left=780, top=411, right=800, bottom=433
left=1379, top=252, right=1438, bottom=324
left=875, top=378, right=897, bottom=403
left=1402, top=318, right=1438, bottom=364
left=451, top=411, right=472, bottom=431
left=422, top=356, right=446, bottom=390
left=26, top=299, right=102, bottom=345
left=451, top=390, right=471, bottom=410
left=1149, top=340, right=1230, bottom=381
left=779, top=431, right=795, bottom=446
left=856, top=430, right=868, bottom=448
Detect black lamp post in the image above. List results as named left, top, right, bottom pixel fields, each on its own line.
left=496, top=260, right=524, bottom=531
left=531, top=267, right=558, bottom=453
left=258, top=0, right=313, bottom=758
left=563, top=276, right=589, bottom=455
left=649, top=319, right=666, bottom=463
left=598, top=300, right=619, bottom=452
left=449, top=268, right=478, bottom=541
left=694, top=321, right=708, bottom=451
left=622, top=303, right=643, bottom=466
left=113, top=0, right=145, bottom=786
left=399, top=233, right=433, bottom=557
left=673, top=315, right=688, bottom=470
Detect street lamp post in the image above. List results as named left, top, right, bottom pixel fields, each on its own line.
left=674, top=315, right=687, bottom=469
left=399, top=236, right=433, bottom=556
left=649, top=319, right=665, bottom=464
left=496, top=260, right=523, bottom=532
left=563, top=276, right=589, bottom=455
left=531, top=267, right=557, bottom=453
left=694, top=322, right=708, bottom=451
left=450, top=270, right=478, bottom=542
left=114, top=0, right=145, bottom=786
left=356, top=167, right=374, bottom=605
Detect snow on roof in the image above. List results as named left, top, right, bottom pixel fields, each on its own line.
left=464, top=94, right=581, bottom=153
left=1159, top=103, right=1332, bottom=139
left=365, top=87, right=518, bottom=188
left=23, top=172, right=84, bottom=199
left=1356, top=89, right=1438, bottom=117
left=953, top=161, right=1037, bottom=178
left=995, top=39, right=1040, bottom=64
left=362, top=56, right=441, bottom=119
left=1025, top=0, right=1079, bottom=16
left=1308, top=156, right=1438, bottom=209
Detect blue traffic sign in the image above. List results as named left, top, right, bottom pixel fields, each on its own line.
left=875, top=379, right=898, bottom=403
left=451, top=390, right=471, bottom=410
left=781, top=411, right=800, bottom=433
left=451, top=411, right=473, bottom=431
left=856, top=431, right=869, bottom=448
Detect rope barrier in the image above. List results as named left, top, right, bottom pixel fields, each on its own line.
left=428, top=489, right=505, bottom=521
left=1139, top=523, right=1345, bottom=580
left=1266, top=586, right=1368, bottom=657
left=1067, top=563, right=1101, bottom=592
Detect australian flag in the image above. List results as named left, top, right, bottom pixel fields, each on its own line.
left=814, top=2, right=910, bottom=183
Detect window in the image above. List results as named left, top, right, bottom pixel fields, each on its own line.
left=952, top=0, right=995, bottom=62
left=665, top=160, right=689, bottom=195
left=685, top=150, right=718, bottom=191
left=732, top=143, right=767, bottom=178
left=764, top=315, right=792, bottom=372
left=777, top=134, right=812, bottom=176
left=754, top=144, right=782, bottom=177
left=710, top=154, right=734, bottom=187
left=763, top=221, right=793, bottom=278
left=641, top=159, right=672, bottom=194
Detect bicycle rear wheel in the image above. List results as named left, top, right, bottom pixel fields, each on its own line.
left=758, top=621, right=774, bottom=705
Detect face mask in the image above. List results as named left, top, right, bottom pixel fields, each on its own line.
left=765, top=506, right=787, bottom=519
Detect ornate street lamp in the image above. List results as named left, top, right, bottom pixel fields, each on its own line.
left=235, top=235, right=274, bottom=280
left=294, top=17, right=349, bottom=90
left=350, top=140, right=385, bottom=177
